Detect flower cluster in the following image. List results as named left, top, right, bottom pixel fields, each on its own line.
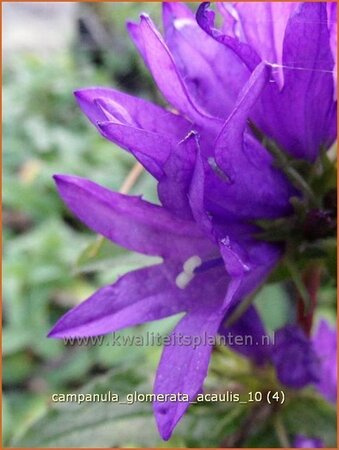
left=49, top=2, right=337, bottom=441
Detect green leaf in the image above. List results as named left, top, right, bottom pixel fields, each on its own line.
left=254, top=283, right=292, bottom=331
left=2, top=327, right=33, bottom=356
left=3, top=353, right=35, bottom=385
left=4, top=393, right=47, bottom=446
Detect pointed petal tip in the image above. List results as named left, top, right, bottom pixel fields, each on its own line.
left=53, top=173, right=66, bottom=185
left=160, top=429, right=172, bottom=442
left=128, top=13, right=150, bottom=27
left=73, top=87, right=108, bottom=103
left=140, top=13, right=150, bottom=21
left=47, top=324, right=76, bottom=340
left=73, top=88, right=92, bottom=103
left=155, top=413, right=174, bottom=441
left=73, top=89, right=83, bottom=99
left=139, top=13, right=156, bottom=31
left=46, top=329, right=54, bottom=338
left=46, top=325, right=63, bottom=339
left=126, top=20, right=138, bottom=31
left=96, top=121, right=113, bottom=136
left=47, top=330, right=56, bottom=339
left=53, top=174, right=87, bottom=196
left=97, top=120, right=108, bottom=129
left=53, top=173, right=76, bottom=186
left=155, top=400, right=187, bottom=441
left=127, top=13, right=152, bottom=39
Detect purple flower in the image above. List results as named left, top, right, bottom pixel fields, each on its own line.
left=197, top=2, right=337, bottom=161
left=224, top=312, right=336, bottom=398
left=293, top=435, right=324, bottom=448
left=271, top=325, right=320, bottom=389
left=49, top=2, right=336, bottom=440
left=270, top=319, right=337, bottom=397
left=313, top=319, right=337, bottom=403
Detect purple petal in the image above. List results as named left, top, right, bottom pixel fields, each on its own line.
left=188, top=148, right=213, bottom=235
left=74, top=87, right=191, bottom=140
left=327, top=2, right=337, bottom=98
left=158, top=131, right=198, bottom=220
left=216, top=3, right=238, bottom=36
left=53, top=174, right=213, bottom=260
left=214, top=231, right=278, bottom=322
left=162, top=2, right=249, bottom=118
left=219, top=233, right=281, bottom=308
left=153, top=262, right=236, bottom=440
left=188, top=147, right=282, bottom=302
left=196, top=2, right=260, bottom=72
left=214, top=62, right=294, bottom=220
left=97, top=120, right=172, bottom=179
left=233, top=2, right=297, bottom=86
left=127, top=14, right=216, bottom=127
left=256, top=3, right=336, bottom=161
left=153, top=254, right=255, bottom=441
left=48, top=264, right=186, bottom=338
left=313, top=319, right=337, bottom=403
left=162, top=2, right=193, bottom=29
left=154, top=306, right=225, bottom=440
left=219, top=241, right=249, bottom=278
left=74, top=88, right=192, bottom=178
left=272, top=325, right=319, bottom=389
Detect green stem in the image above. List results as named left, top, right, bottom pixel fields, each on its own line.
left=274, top=415, right=290, bottom=448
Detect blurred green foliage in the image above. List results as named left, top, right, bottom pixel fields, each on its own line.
left=3, top=4, right=162, bottom=445
left=3, top=2, right=336, bottom=448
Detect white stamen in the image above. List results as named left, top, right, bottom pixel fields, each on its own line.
left=175, top=256, right=202, bottom=289
left=183, top=255, right=202, bottom=273
left=175, top=272, right=194, bottom=289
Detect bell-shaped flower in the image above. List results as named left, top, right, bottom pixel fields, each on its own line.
left=49, top=2, right=336, bottom=440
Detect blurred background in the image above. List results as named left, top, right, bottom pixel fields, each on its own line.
left=3, top=2, right=336, bottom=448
